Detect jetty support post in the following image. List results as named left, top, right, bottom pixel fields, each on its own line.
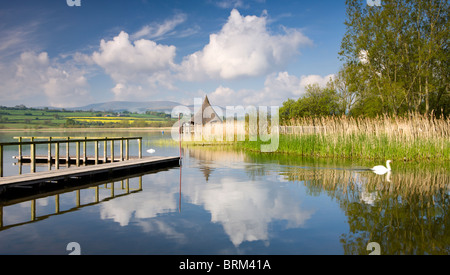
left=138, top=138, right=142, bottom=159
left=120, top=138, right=124, bottom=161
left=110, top=139, right=114, bottom=163
left=125, top=139, right=129, bottom=160
left=76, top=140, right=80, bottom=167
left=103, top=137, right=107, bottom=163
left=30, top=137, right=36, bottom=173
left=95, top=140, right=99, bottom=165
left=48, top=137, right=52, bottom=171
left=55, top=141, right=60, bottom=170
left=83, top=137, right=87, bottom=166
left=0, top=144, right=3, bottom=177
left=18, top=137, right=22, bottom=162
left=66, top=137, right=70, bottom=168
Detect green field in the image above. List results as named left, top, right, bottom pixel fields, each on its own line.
left=0, top=107, right=175, bottom=129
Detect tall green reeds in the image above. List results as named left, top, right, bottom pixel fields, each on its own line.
left=236, top=113, right=450, bottom=161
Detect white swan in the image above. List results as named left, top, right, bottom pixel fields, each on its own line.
left=371, top=160, right=392, bottom=175
left=147, top=149, right=156, bottom=154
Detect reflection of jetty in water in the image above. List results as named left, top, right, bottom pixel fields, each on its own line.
left=0, top=167, right=175, bottom=231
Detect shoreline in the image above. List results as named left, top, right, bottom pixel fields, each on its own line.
left=183, top=139, right=450, bottom=163
left=0, top=127, right=173, bottom=132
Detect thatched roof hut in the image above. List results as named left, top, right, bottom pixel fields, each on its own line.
left=190, top=96, right=223, bottom=125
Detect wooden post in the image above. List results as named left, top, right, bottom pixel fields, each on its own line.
left=48, top=137, right=52, bottom=171
left=83, top=137, right=87, bottom=166
left=95, top=140, right=99, bottom=165
left=0, top=145, right=3, bottom=177
left=110, top=140, right=114, bottom=163
left=55, top=142, right=60, bottom=170
left=66, top=137, right=70, bottom=168
left=138, top=138, right=142, bottom=159
left=103, top=138, right=107, bottom=163
left=110, top=182, right=114, bottom=197
left=30, top=137, right=36, bottom=173
left=18, top=137, right=22, bottom=162
left=120, top=138, right=124, bottom=161
left=76, top=141, right=80, bottom=167
left=125, top=139, right=129, bottom=160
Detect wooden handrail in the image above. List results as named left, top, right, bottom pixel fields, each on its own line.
left=3, top=137, right=143, bottom=146
left=0, top=137, right=143, bottom=177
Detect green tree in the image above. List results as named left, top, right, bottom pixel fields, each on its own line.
left=339, top=0, right=449, bottom=117
left=303, top=83, right=339, bottom=117
left=64, top=118, right=77, bottom=127
left=330, top=64, right=363, bottom=115
left=280, top=98, right=297, bottom=122
left=280, top=83, right=340, bottom=121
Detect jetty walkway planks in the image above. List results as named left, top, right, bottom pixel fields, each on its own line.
left=0, top=156, right=180, bottom=188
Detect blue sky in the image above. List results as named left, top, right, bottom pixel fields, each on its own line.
left=0, top=0, right=347, bottom=108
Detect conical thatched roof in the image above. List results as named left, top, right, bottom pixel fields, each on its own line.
left=190, top=96, right=223, bottom=125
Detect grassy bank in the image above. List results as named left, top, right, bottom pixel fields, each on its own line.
left=0, top=106, right=174, bottom=129
left=236, top=114, right=450, bottom=161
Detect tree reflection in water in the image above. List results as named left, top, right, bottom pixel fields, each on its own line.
left=190, top=148, right=449, bottom=254
left=278, top=163, right=449, bottom=255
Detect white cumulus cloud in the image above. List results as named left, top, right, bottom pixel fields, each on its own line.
left=91, top=31, right=177, bottom=100
left=179, top=9, right=312, bottom=81
left=92, top=31, right=176, bottom=84
left=208, top=72, right=335, bottom=107
left=0, top=51, right=90, bottom=107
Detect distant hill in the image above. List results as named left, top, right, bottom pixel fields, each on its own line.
left=69, top=101, right=182, bottom=113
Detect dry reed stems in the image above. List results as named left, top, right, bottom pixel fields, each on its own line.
left=245, top=113, right=450, bottom=161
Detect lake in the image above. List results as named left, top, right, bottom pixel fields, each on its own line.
left=0, top=130, right=449, bottom=255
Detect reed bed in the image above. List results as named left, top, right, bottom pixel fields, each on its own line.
left=238, top=113, right=450, bottom=161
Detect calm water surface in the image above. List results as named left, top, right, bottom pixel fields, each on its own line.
left=0, top=130, right=448, bottom=254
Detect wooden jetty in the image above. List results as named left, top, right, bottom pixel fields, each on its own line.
left=13, top=155, right=140, bottom=165
left=11, top=136, right=143, bottom=171
left=0, top=156, right=179, bottom=187
left=0, top=136, right=180, bottom=191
